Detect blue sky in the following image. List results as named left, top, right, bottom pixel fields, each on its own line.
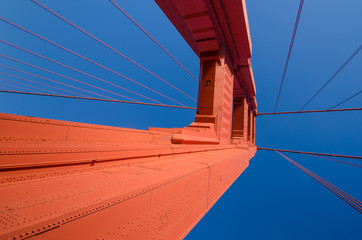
left=0, top=0, right=361, bottom=239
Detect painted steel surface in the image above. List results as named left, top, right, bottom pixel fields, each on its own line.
left=0, top=114, right=256, bottom=239
left=0, top=0, right=257, bottom=239
left=155, top=0, right=257, bottom=112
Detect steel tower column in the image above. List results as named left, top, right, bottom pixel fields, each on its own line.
left=0, top=0, right=257, bottom=239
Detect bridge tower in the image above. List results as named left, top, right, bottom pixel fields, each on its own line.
left=0, top=0, right=257, bottom=239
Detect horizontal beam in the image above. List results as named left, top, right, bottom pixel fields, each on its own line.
left=0, top=113, right=228, bottom=171
left=0, top=113, right=257, bottom=239
left=0, top=90, right=196, bottom=110
left=0, top=146, right=234, bottom=172
left=258, top=147, right=362, bottom=160
left=0, top=146, right=256, bottom=239
left=257, top=108, right=362, bottom=116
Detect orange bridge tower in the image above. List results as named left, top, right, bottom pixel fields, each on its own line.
left=0, top=0, right=257, bottom=239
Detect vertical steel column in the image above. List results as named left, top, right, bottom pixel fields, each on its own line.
left=246, top=107, right=256, bottom=144
left=232, top=96, right=250, bottom=145
left=195, top=52, right=234, bottom=144
left=252, top=114, right=256, bottom=144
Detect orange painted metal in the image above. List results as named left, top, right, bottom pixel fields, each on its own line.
left=0, top=0, right=257, bottom=239
left=0, top=114, right=256, bottom=239
left=155, top=0, right=257, bottom=113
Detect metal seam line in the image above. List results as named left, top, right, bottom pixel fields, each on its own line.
left=0, top=17, right=187, bottom=107
left=0, top=54, right=138, bottom=102
left=276, top=151, right=362, bottom=213
left=0, top=71, right=89, bottom=97
left=0, top=77, right=63, bottom=95
left=274, top=0, right=305, bottom=112
left=258, top=108, right=362, bottom=115
left=108, top=0, right=199, bottom=83
left=299, top=45, right=362, bottom=111
left=0, top=90, right=197, bottom=110
left=330, top=90, right=362, bottom=110
left=32, top=0, right=197, bottom=103
left=257, top=147, right=362, bottom=160
left=0, top=40, right=161, bottom=104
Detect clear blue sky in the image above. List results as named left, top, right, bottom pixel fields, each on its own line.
left=0, top=0, right=361, bottom=239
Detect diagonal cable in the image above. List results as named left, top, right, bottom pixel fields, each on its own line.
left=329, top=90, right=362, bottom=110
left=258, top=108, right=362, bottom=116
left=274, top=0, right=305, bottom=112
left=257, top=147, right=362, bottom=160
left=0, top=82, right=40, bottom=93
left=276, top=151, right=362, bottom=213
left=0, top=77, right=63, bottom=95
left=0, top=39, right=161, bottom=104
left=278, top=151, right=362, bottom=209
left=0, top=64, right=113, bottom=99
left=0, top=17, right=188, bottom=107
left=0, top=54, right=139, bottom=102
left=108, top=0, right=199, bottom=83
left=32, top=0, right=196, bottom=103
left=0, top=90, right=197, bottom=110
left=313, top=155, right=362, bottom=169
left=0, top=71, right=88, bottom=97
left=300, top=45, right=362, bottom=111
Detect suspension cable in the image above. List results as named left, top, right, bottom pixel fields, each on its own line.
left=108, top=0, right=199, bottom=83
left=258, top=107, right=362, bottom=116
left=258, top=147, right=362, bottom=160
left=282, top=154, right=362, bottom=208
left=299, top=45, right=362, bottom=111
left=277, top=151, right=362, bottom=213
left=330, top=90, right=361, bottom=110
left=0, top=17, right=187, bottom=107
left=274, top=0, right=305, bottom=112
left=0, top=64, right=113, bottom=99
left=0, top=82, right=39, bottom=93
left=0, top=40, right=161, bottom=104
left=0, top=54, right=141, bottom=102
left=31, top=0, right=197, bottom=103
left=0, top=77, right=62, bottom=95
left=0, top=72, right=88, bottom=97
left=313, top=155, right=362, bottom=169
left=283, top=155, right=362, bottom=210
left=0, top=90, right=197, bottom=110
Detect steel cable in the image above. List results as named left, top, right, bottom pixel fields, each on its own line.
left=0, top=39, right=162, bottom=104
left=0, top=90, right=197, bottom=110
left=313, top=155, right=362, bottom=169
left=0, top=17, right=189, bottom=107
left=32, top=0, right=196, bottom=103
left=330, top=90, right=361, bottom=110
left=0, top=64, right=110, bottom=99
left=274, top=0, right=305, bottom=112
left=258, top=108, right=362, bottom=116
left=0, top=54, right=139, bottom=102
left=0, top=71, right=88, bottom=97
left=0, top=77, right=63, bottom=95
left=277, top=151, right=362, bottom=213
left=258, top=147, right=362, bottom=160
left=108, top=0, right=199, bottom=83
left=299, top=45, right=362, bottom=111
